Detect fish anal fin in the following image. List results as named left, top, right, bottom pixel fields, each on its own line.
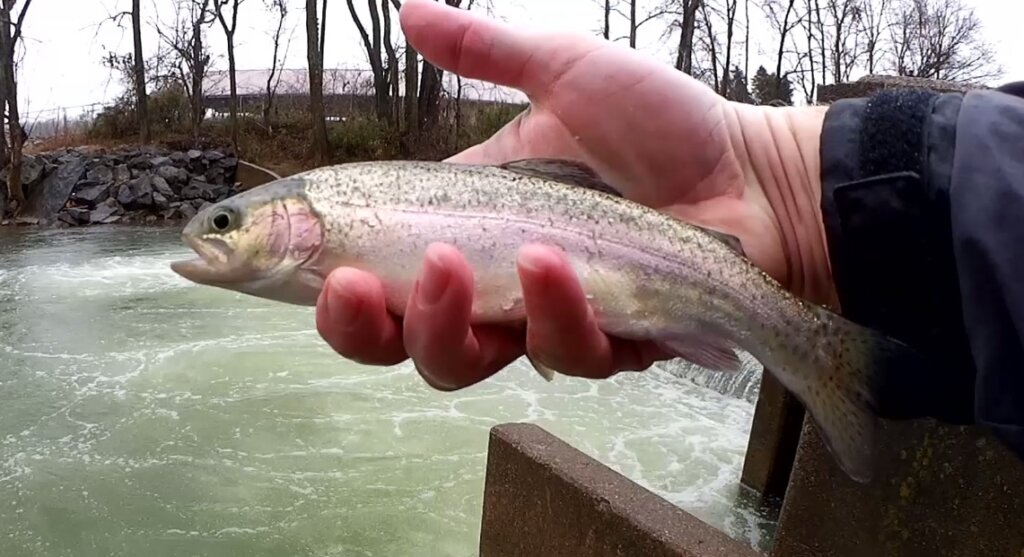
left=498, top=158, right=623, bottom=198
left=659, top=336, right=742, bottom=373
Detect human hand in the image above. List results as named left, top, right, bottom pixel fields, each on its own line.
left=316, top=0, right=833, bottom=389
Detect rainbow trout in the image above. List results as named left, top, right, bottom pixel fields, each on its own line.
left=170, top=158, right=926, bottom=483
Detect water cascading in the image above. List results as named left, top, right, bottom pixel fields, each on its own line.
left=657, top=352, right=765, bottom=404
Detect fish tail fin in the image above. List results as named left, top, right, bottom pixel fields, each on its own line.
left=796, top=307, right=929, bottom=484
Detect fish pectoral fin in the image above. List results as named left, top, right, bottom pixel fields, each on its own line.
left=526, top=353, right=557, bottom=382
left=658, top=336, right=742, bottom=373
left=497, top=158, right=624, bottom=198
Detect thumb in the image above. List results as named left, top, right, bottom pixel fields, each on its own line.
left=398, top=0, right=600, bottom=99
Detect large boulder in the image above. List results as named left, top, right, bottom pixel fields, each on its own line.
left=155, top=165, right=189, bottom=189
left=88, top=198, right=122, bottom=224
left=70, top=182, right=113, bottom=207
left=22, top=156, right=86, bottom=221
left=181, top=178, right=228, bottom=202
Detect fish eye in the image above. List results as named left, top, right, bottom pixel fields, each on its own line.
left=210, top=208, right=236, bottom=232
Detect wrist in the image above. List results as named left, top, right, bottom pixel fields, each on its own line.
left=726, top=101, right=837, bottom=307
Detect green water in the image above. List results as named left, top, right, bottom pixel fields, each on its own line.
left=0, top=226, right=773, bottom=556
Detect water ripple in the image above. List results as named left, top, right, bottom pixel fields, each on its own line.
left=0, top=226, right=775, bottom=556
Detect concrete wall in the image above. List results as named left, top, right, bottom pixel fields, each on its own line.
left=816, top=74, right=985, bottom=104
left=478, top=423, right=762, bottom=557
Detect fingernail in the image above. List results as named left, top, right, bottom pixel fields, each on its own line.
left=418, top=250, right=450, bottom=307
left=518, top=244, right=559, bottom=275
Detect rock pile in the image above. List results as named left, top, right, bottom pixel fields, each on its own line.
left=0, top=146, right=240, bottom=226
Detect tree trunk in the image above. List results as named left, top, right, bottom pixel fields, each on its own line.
left=0, top=25, right=9, bottom=172
left=132, top=0, right=150, bottom=143
left=381, top=0, right=400, bottom=125
left=264, top=1, right=286, bottom=135
left=417, top=0, right=461, bottom=133
left=189, top=11, right=205, bottom=140
left=404, top=43, right=418, bottom=134
left=346, top=0, right=389, bottom=123
left=720, top=0, right=735, bottom=98
left=0, top=2, right=22, bottom=212
left=628, top=0, right=637, bottom=48
left=774, top=0, right=796, bottom=103
left=674, top=1, right=700, bottom=74
left=367, top=0, right=387, bottom=123
left=306, top=0, right=329, bottom=161
left=215, top=0, right=241, bottom=153
left=226, top=38, right=238, bottom=151
left=603, top=0, right=610, bottom=40
left=744, top=0, right=750, bottom=78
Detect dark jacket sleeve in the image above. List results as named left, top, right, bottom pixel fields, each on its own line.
left=817, top=82, right=1024, bottom=462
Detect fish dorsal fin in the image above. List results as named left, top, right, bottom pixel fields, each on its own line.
left=693, top=224, right=746, bottom=256
left=498, top=158, right=623, bottom=198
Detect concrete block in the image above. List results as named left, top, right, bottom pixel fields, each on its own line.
left=771, top=419, right=1024, bottom=557
left=479, top=423, right=763, bottom=557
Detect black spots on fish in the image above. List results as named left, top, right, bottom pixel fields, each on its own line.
left=425, top=190, right=452, bottom=207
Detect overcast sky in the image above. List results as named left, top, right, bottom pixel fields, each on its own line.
left=15, top=0, right=1024, bottom=122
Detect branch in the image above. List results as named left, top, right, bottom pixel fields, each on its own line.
left=11, top=0, right=32, bottom=44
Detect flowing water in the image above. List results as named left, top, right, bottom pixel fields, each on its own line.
left=0, top=226, right=775, bottom=557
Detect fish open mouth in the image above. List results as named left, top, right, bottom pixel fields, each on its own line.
left=170, top=234, right=237, bottom=284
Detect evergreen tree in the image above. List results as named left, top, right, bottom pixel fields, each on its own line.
left=727, top=68, right=754, bottom=104
left=751, top=65, right=793, bottom=106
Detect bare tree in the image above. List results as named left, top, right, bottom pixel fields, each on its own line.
left=719, top=0, right=739, bottom=97
left=418, top=0, right=462, bottom=134
left=132, top=0, right=150, bottom=143
left=696, top=1, right=719, bottom=89
left=262, top=0, right=289, bottom=134
left=306, top=0, right=330, bottom=161
left=389, top=0, right=418, bottom=136
left=213, top=0, right=245, bottom=153
left=0, top=0, right=32, bottom=214
left=381, top=0, right=401, bottom=125
left=96, top=1, right=151, bottom=142
left=156, top=0, right=215, bottom=140
left=743, top=0, right=750, bottom=77
left=795, top=0, right=864, bottom=100
left=794, top=0, right=820, bottom=103
left=764, top=0, right=801, bottom=104
left=346, top=0, right=395, bottom=124
left=611, top=0, right=668, bottom=48
left=885, top=0, right=1000, bottom=82
left=858, top=0, right=889, bottom=74
left=826, top=0, right=863, bottom=83
left=661, top=0, right=702, bottom=74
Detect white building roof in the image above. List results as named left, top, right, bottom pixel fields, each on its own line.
left=202, top=68, right=527, bottom=104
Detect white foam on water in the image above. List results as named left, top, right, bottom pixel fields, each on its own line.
left=0, top=227, right=777, bottom=556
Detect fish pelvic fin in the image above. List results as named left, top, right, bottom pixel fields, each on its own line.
left=526, top=353, right=556, bottom=382
left=797, top=307, right=929, bottom=484
left=658, top=335, right=743, bottom=372
left=497, top=158, right=624, bottom=198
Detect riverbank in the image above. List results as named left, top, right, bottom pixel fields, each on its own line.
left=0, top=145, right=242, bottom=227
